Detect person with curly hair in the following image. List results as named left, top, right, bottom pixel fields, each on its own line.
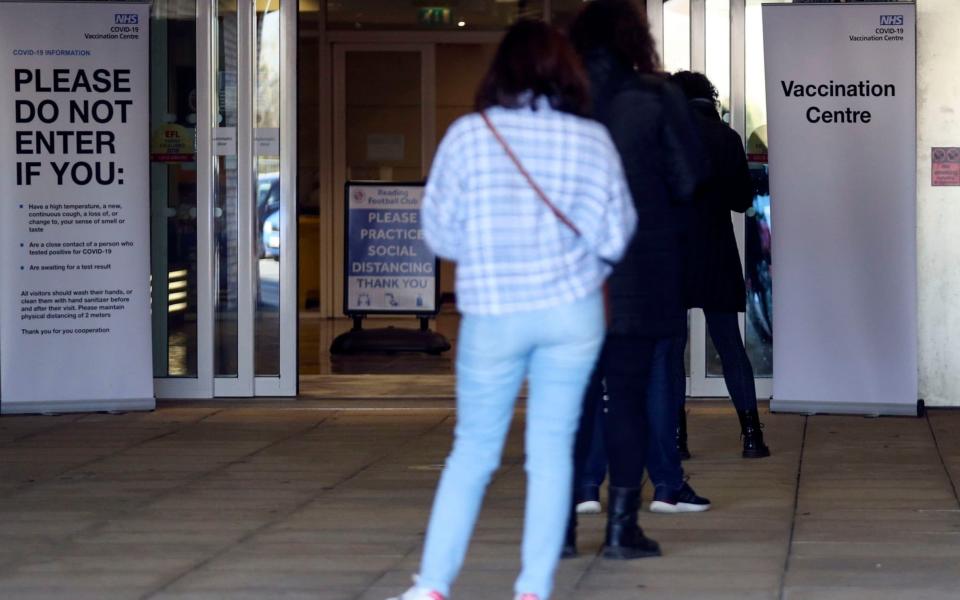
left=669, top=70, right=771, bottom=460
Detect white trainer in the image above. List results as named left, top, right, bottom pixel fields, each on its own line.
left=575, top=500, right=602, bottom=515
left=386, top=586, right=446, bottom=600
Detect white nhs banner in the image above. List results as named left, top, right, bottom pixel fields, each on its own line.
left=764, top=3, right=917, bottom=416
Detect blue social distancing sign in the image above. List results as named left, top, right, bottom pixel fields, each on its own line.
left=344, top=182, right=439, bottom=314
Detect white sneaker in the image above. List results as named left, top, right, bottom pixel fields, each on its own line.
left=386, top=586, right=446, bottom=600
left=514, top=595, right=540, bottom=600
left=575, top=500, right=602, bottom=515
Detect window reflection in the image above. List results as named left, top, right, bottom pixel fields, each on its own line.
left=214, top=0, right=240, bottom=377
left=255, top=0, right=282, bottom=377
left=742, top=0, right=784, bottom=377
left=150, top=4, right=199, bottom=377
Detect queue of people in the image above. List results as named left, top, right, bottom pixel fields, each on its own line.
left=388, top=1, right=770, bottom=599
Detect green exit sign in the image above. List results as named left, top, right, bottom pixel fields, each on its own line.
left=418, top=7, right=451, bottom=26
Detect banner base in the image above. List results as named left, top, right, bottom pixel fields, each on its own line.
left=770, top=399, right=922, bottom=418
left=330, top=326, right=451, bottom=355
left=1, top=398, right=155, bottom=415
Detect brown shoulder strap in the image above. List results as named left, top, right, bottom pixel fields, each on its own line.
left=480, top=111, right=582, bottom=237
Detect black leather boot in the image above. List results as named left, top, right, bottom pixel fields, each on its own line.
left=561, top=508, right=577, bottom=559
left=738, top=409, right=771, bottom=458
left=602, top=486, right=661, bottom=560
left=677, top=406, right=691, bottom=460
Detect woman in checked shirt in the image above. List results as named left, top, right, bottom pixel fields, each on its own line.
left=387, top=19, right=637, bottom=600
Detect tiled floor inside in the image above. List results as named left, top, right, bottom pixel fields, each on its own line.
left=0, top=399, right=958, bottom=599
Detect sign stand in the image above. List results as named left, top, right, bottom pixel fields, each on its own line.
left=330, top=182, right=450, bottom=356
left=330, top=315, right=450, bottom=355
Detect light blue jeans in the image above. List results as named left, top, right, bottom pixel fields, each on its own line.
left=417, top=292, right=605, bottom=599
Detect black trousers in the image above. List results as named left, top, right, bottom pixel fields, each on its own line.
left=573, top=334, right=686, bottom=491
left=703, top=311, right=758, bottom=413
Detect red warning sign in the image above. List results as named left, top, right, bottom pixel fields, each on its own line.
left=932, top=147, right=960, bottom=187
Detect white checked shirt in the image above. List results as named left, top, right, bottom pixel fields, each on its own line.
left=422, top=97, right=637, bottom=315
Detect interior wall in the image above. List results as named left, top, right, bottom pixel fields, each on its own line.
left=435, top=43, right=497, bottom=297
left=917, top=0, right=960, bottom=407
left=344, top=51, right=423, bottom=182
left=298, top=4, right=321, bottom=311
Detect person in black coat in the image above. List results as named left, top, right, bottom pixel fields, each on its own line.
left=670, top=70, right=771, bottom=459
left=563, top=0, right=712, bottom=561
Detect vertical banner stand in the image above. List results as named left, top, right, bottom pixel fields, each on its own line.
left=764, top=3, right=918, bottom=416
left=0, top=1, right=155, bottom=414
left=330, top=182, right=450, bottom=355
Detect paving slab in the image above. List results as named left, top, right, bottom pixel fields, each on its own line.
left=0, top=401, right=957, bottom=599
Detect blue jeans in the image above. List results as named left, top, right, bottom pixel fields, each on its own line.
left=575, top=394, right=607, bottom=503
left=645, top=335, right=686, bottom=495
left=418, top=292, right=605, bottom=599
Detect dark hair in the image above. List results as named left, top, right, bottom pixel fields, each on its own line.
left=474, top=19, right=590, bottom=117
left=670, top=71, right=719, bottom=104
left=568, top=0, right=660, bottom=74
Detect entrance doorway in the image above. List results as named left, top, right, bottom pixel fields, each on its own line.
left=297, top=39, right=500, bottom=382
left=150, top=0, right=298, bottom=398
left=149, top=1, right=776, bottom=400
left=302, top=1, right=774, bottom=399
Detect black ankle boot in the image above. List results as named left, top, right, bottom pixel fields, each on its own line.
left=561, top=508, right=577, bottom=559
left=677, top=407, right=691, bottom=460
left=737, top=409, right=771, bottom=458
left=602, top=486, right=661, bottom=560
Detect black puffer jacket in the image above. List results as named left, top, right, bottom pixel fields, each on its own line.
left=684, top=100, right=753, bottom=312
left=586, top=49, right=706, bottom=338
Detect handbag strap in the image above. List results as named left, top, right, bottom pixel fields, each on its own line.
left=480, top=111, right=582, bottom=237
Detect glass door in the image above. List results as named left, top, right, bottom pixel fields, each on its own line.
left=152, top=0, right=213, bottom=399
left=152, top=0, right=296, bottom=398
left=253, top=0, right=297, bottom=395
left=212, top=0, right=249, bottom=395
left=742, top=0, right=778, bottom=400
left=649, top=0, right=773, bottom=398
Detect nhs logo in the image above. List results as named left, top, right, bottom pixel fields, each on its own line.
left=114, top=14, right=139, bottom=24
left=879, top=15, right=904, bottom=26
